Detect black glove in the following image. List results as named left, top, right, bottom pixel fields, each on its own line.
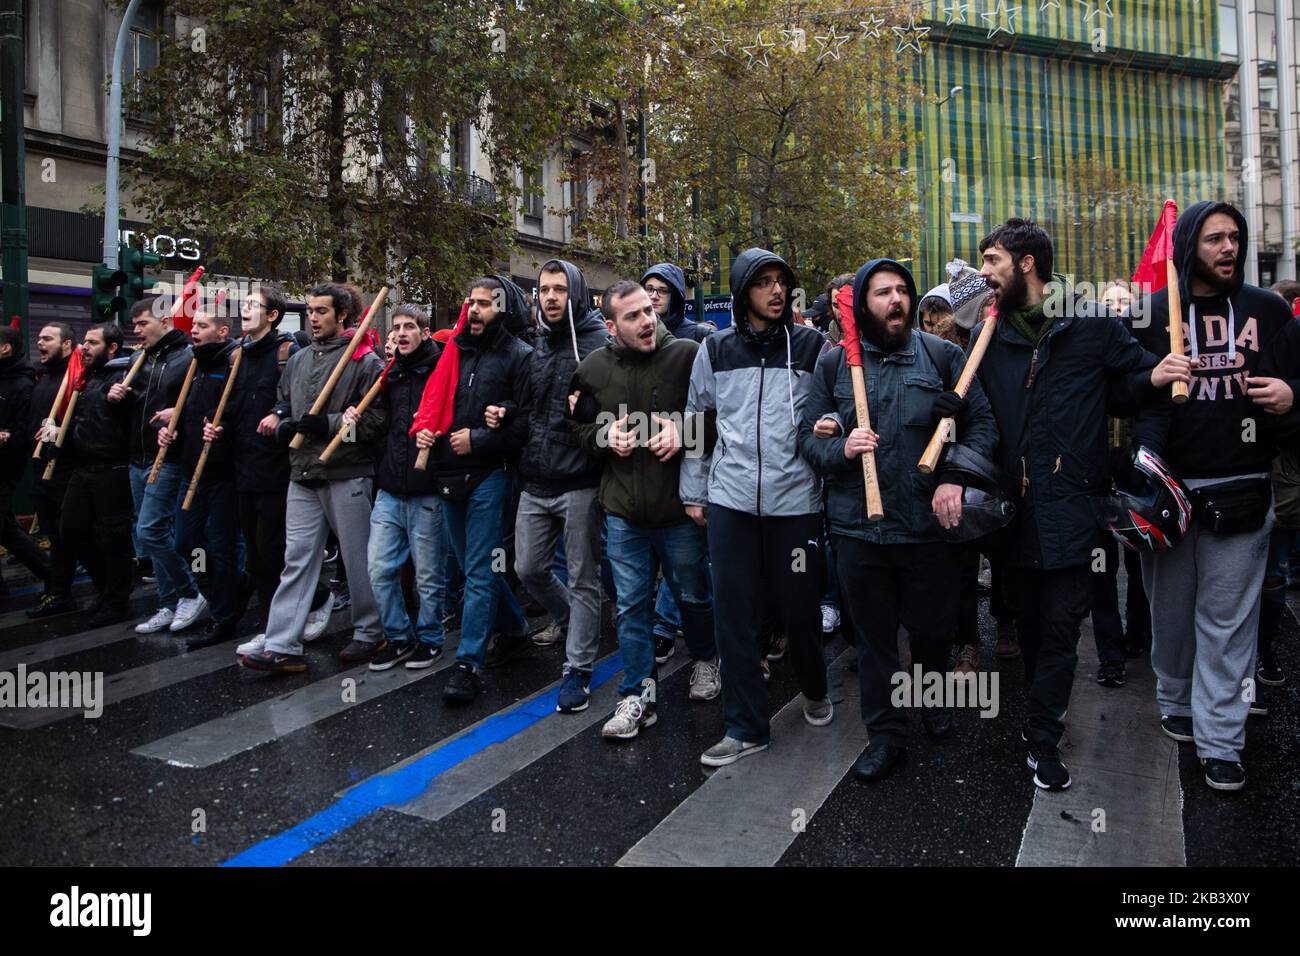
left=571, top=391, right=600, bottom=425
left=295, top=413, right=330, bottom=437
left=931, top=390, right=968, bottom=423
left=277, top=420, right=299, bottom=446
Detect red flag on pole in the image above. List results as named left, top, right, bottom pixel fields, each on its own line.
left=409, top=301, right=469, bottom=438
left=1131, top=199, right=1179, bottom=294
left=834, top=284, right=862, bottom=366
left=344, top=326, right=382, bottom=362
left=56, top=347, right=85, bottom=414
left=170, top=266, right=206, bottom=335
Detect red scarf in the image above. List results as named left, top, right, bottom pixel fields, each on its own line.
left=409, top=300, right=468, bottom=437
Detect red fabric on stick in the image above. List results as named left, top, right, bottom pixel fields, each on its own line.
left=60, top=347, right=85, bottom=407
left=1131, top=199, right=1178, bottom=293
left=410, top=301, right=469, bottom=437
left=834, top=283, right=862, bottom=367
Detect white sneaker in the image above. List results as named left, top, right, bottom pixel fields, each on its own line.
left=236, top=633, right=267, bottom=657
left=303, top=601, right=332, bottom=642
left=531, top=621, right=565, bottom=646
left=688, top=658, right=721, bottom=701
left=170, top=594, right=209, bottom=632
left=601, top=685, right=657, bottom=740
left=821, top=604, right=841, bottom=634
left=803, top=695, right=834, bottom=727
left=135, top=607, right=175, bottom=634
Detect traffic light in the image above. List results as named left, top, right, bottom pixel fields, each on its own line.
left=90, top=263, right=128, bottom=323
left=120, top=241, right=162, bottom=317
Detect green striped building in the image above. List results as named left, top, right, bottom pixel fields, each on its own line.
left=914, top=0, right=1235, bottom=288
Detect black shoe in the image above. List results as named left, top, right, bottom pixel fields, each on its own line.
left=852, top=742, right=906, bottom=783
left=88, top=602, right=131, bottom=628
left=25, top=593, right=73, bottom=619
left=1161, top=715, right=1194, bottom=743
left=405, top=644, right=444, bottom=669
left=443, top=661, right=480, bottom=705
left=340, top=638, right=387, bottom=664
left=1097, top=661, right=1126, bottom=688
left=921, top=707, right=955, bottom=738
left=134, top=557, right=155, bottom=583
left=1122, top=630, right=1150, bottom=658
left=1202, top=757, right=1246, bottom=792
left=484, top=630, right=530, bottom=669
left=240, top=649, right=308, bottom=673
left=369, top=641, right=415, bottom=671
left=188, top=620, right=237, bottom=650
left=1257, top=654, right=1285, bottom=687
left=1248, top=692, right=1268, bottom=717
left=1027, top=749, right=1072, bottom=790
left=654, top=634, right=676, bottom=665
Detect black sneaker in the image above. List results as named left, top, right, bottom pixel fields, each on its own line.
left=1161, top=715, right=1194, bottom=742
left=369, top=641, right=415, bottom=671
left=443, top=661, right=480, bottom=705
left=340, top=638, right=387, bottom=664
left=241, top=649, right=308, bottom=673
left=88, top=602, right=131, bottom=628
left=1027, top=749, right=1071, bottom=790
left=26, top=593, right=73, bottom=619
left=187, top=620, right=237, bottom=650
left=405, top=644, right=444, bottom=669
left=654, top=634, right=676, bottom=665
left=1202, top=757, right=1246, bottom=791
left=1258, top=654, right=1285, bottom=687
left=484, top=630, right=530, bottom=669
left=1097, top=661, right=1126, bottom=688
left=921, top=707, right=955, bottom=738
left=1248, top=692, right=1268, bottom=717
left=556, top=670, right=591, bottom=713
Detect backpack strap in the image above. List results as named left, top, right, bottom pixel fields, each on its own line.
left=915, top=330, right=956, bottom=390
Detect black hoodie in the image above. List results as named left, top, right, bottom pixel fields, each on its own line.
left=376, top=337, right=442, bottom=497
left=1133, top=200, right=1295, bottom=479
left=640, top=262, right=710, bottom=342
left=177, top=339, right=240, bottom=478
left=128, top=327, right=194, bottom=467
left=520, top=259, right=610, bottom=496
left=0, top=354, right=38, bottom=475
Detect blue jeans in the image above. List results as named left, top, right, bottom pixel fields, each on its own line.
left=368, top=490, right=447, bottom=647
left=652, top=577, right=683, bottom=639
left=129, top=462, right=197, bottom=610
left=441, top=469, right=527, bottom=669
left=174, top=476, right=241, bottom=625
left=606, top=515, right=714, bottom=697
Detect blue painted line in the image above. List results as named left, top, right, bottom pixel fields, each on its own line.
left=222, top=654, right=625, bottom=867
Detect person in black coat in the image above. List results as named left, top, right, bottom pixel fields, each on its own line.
left=25, top=322, right=77, bottom=617
left=0, top=325, right=51, bottom=598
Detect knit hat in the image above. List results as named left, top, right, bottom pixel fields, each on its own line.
left=946, top=258, right=991, bottom=330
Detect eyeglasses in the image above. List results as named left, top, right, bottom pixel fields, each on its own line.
left=752, top=276, right=788, bottom=291
left=644, top=285, right=671, bottom=298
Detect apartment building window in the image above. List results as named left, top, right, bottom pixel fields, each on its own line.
left=1221, top=0, right=1239, bottom=60
left=126, top=1, right=162, bottom=119
left=521, top=156, right=544, bottom=224
left=569, top=150, right=589, bottom=232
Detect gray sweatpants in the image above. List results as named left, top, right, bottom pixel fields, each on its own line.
left=264, top=478, right=382, bottom=656
left=515, top=487, right=603, bottom=676
left=1141, top=495, right=1272, bottom=762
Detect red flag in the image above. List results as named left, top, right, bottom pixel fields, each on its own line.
left=834, top=283, right=862, bottom=367
left=1293, top=297, right=1300, bottom=318
left=410, top=301, right=468, bottom=438
left=171, top=266, right=206, bottom=335
left=344, top=326, right=382, bottom=362
left=1131, top=200, right=1178, bottom=294
left=377, top=356, right=395, bottom=390
left=56, top=347, right=85, bottom=414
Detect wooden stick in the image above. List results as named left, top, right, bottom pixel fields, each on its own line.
left=146, top=359, right=197, bottom=484
left=319, top=372, right=384, bottom=463
left=414, top=446, right=431, bottom=471
left=41, top=389, right=80, bottom=481
left=849, top=363, right=885, bottom=521
left=182, top=348, right=244, bottom=510
left=33, top=368, right=70, bottom=460
left=119, top=349, right=148, bottom=389
left=289, top=285, right=390, bottom=449
left=1166, top=258, right=1189, bottom=405
left=918, top=313, right=1000, bottom=474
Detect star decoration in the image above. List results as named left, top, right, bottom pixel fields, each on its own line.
left=741, top=30, right=776, bottom=67
left=859, top=15, right=886, bottom=40
left=943, top=1, right=970, bottom=25
left=1075, top=0, right=1114, bottom=22
left=981, top=0, right=1021, bottom=37
left=892, top=13, right=931, bottom=54
left=707, top=27, right=734, bottom=56
left=1040, top=0, right=1061, bottom=11
left=779, top=26, right=807, bottom=54
left=814, top=25, right=853, bottom=61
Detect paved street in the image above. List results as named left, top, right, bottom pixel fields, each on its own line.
left=1, top=562, right=1296, bottom=868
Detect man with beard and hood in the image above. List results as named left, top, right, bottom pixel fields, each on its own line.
left=975, top=218, right=1192, bottom=791
left=157, top=306, right=242, bottom=649
left=0, top=326, right=51, bottom=600
left=25, top=322, right=77, bottom=618
left=680, top=248, right=835, bottom=767
left=414, top=276, right=534, bottom=706
left=1129, top=201, right=1297, bottom=792
left=514, top=259, right=610, bottom=713
left=59, top=323, right=136, bottom=625
left=799, top=259, right=998, bottom=782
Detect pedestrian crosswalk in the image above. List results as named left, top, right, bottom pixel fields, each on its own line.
left=0, top=588, right=1295, bottom=867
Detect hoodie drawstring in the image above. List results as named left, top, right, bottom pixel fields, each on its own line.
left=1187, top=301, right=1236, bottom=364
left=784, top=324, right=796, bottom=427
left=567, top=300, right=580, bottom=363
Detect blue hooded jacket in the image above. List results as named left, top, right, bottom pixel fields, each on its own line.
left=641, top=263, right=710, bottom=342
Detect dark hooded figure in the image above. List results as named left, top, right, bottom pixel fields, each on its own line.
left=799, top=258, right=997, bottom=784
left=641, top=263, right=711, bottom=342
left=974, top=217, right=1191, bottom=794
left=1131, top=200, right=1298, bottom=794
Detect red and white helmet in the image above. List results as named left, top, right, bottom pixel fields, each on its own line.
left=1098, top=446, right=1192, bottom=552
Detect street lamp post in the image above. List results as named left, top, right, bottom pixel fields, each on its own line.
left=104, top=0, right=144, bottom=270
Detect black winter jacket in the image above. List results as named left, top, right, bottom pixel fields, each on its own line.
left=29, top=355, right=69, bottom=485
left=376, top=338, right=442, bottom=497
left=0, top=355, right=38, bottom=477
left=177, top=340, right=240, bottom=479
left=232, top=331, right=297, bottom=494
left=519, top=292, right=609, bottom=497
left=69, top=351, right=134, bottom=467
left=128, top=328, right=194, bottom=467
